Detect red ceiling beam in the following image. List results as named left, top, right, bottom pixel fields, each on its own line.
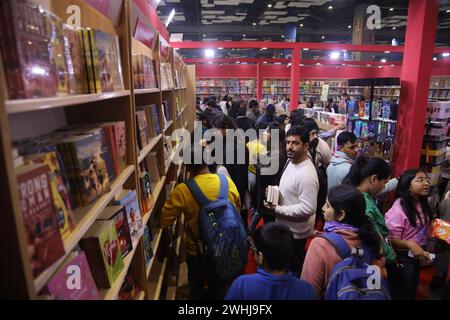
left=171, top=41, right=450, bottom=54
left=184, top=57, right=403, bottom=67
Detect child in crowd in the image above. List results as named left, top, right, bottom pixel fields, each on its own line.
left=301, top=185, right=386, bottom=298
left=385, top=169, right=434, bottom=299
left=225, top=223, right=316, bottom=300
left=343, top=157, right=396, bottom=265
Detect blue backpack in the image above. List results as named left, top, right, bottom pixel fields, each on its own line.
left=319, top=233, right=391, bottom=300
left=186, top=174, right=248, bottom=280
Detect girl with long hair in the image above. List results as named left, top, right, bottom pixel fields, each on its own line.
left=385, top=169, right=434, bottom=299
left=301, top=184, right=386, bottom=298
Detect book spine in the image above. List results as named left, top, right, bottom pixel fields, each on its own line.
left=87, top=29, right=102, bottom=94
left=80, top=29, right=94, bottom=94
left=0, top=0, right=25, bottom=99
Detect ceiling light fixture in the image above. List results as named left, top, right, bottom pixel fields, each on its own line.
left=204, top=49, right=215, bottom=58
left=236, top=61, right=240, bottom=64
left=281, top=35, right=285, bottom=38
left=348, top=25, right=352, bottom=29
left=328, top=6, right=333, bottom=10
left=341, top=49, right=347, bottom=52
left=303, top=48, right=309, bottom=51
left=300, top=24, right=304, bottom=27
left=384, top=51, right=391, bottom=53
left=203, top=34, right=206, bottom=37
left=390, top=64, right=395, bottom=66
left=218, top=47, right=223, bottom=49
left=381, top=58, right=387, bottom=63
left=390, top=8, right=394, bottom=11
left=263, top=61, right=268, bottom=64
left=330, top=51, right=340, bottom=60
left=287, top=63, right=292, bottom=67
left=253, top=22, right=256, bottom=26
left=442, top=52, right=450, bottom=57
left=268, top=4, right=272, bottom=8
left=243, top=34, right=246, bottom=37
left=433, top=57, right=437, bottom=61
left=316, top=62, right=321, bottom=66
left=392, top=27, right=396, bottom=30
left=165, top=9, right=176, bottom=27
left=321, top=35, right=325, bottom=39
left=447, top=9, right=450, bottom=13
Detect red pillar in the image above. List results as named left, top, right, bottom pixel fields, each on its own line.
left=290, top=47, right=301, bottom=111
left=393, top=0, right=439, bottom=176
left=256, top=63, right=262, bottom=101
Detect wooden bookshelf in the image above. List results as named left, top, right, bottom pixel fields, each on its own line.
left=6, top=91, right=131, bottom=115
left=0, top=0, right=195, bottom=300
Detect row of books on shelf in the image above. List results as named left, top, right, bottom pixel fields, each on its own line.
left=430, top=78, right=450, bottom=89
left=135, top=101, right=172, bottom=149
left=374, top=88, right=401, bottom=96
left=174, top=69, right=186, bottom=88
left=0, top=0, right=125, bottom=100
left=160, top=62, right=175, bottom=90
left=262, top=80, right=290, bottom=87
left=263, top=88, right=290, bottom=94
left=300, top=81, right=347, bottom=87
left=429, top=89, right=450, bottom=100
left=39, top=203, right=155, bottom=300
left=132, top=54, right=158, bottom=90
left=196, top=79, right=255, bottom=87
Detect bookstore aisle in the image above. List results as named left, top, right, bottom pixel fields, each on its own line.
left=0, top=0, right=195, bottom=300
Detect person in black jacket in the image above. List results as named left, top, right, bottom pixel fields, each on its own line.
left=211, top=115, right=250, bottom=230
left=249, top=122, right=287, bottom=234
left=234, top=107, right=255, bottom=132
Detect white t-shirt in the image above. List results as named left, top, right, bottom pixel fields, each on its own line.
left=219, top=101, right=228, bottom=115
left=275, top=158, right=319, bottom=239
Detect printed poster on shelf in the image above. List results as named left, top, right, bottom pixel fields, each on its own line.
left=134, top=18, right=157, bottom=50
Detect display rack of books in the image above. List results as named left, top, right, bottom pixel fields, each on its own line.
left=196, top=78, right=256, bottom=99
left=0, top=0, right=195, bottom=300
left=373, top=85, right=401, bottom=103
left=299, top=79, right=348, bottom=101
left=262, top=79, right=290, bottom=100
left=429, top=77, right=450, bottom=101
left=421, top=101, right=450, bottom=209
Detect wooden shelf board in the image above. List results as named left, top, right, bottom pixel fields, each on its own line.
left=146, top=228, right=163, bottom=278
left=7, top=90, right=131, bottom=115
left=163, top=120, right=174, bottom=132
left=100, top=236, right=141, bottom=300
left=34, top=166, right=135, bottom=293
left=161, top=88, right=174, bottom=92
left=135, top=88, right=161, bottom=95
left=148, top=258, right=168, bottom=300
left=138, top=135, right=162, bottom=163
left=142, top=176, right=166, bottom=226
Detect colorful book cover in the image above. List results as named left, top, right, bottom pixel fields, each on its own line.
left=114, top=190, right=144, bottom=244
left=162, top=100, right=171, bottom=123
left=64, top=133, right=111, bottom=206
left=360, top=121, right=369, bottom=138
left=99, top=123, right=120, bottom=177
left=47, top=12, right=69, bottom=96
left=354, top=121, right=362, bottom=138
left=112, top=122, right=127, bottom=172
left=24, top=152, right=76, bottom=245
left=150, top=104, right=161, bottom=135
left=16, top=163, right=65, bottom=278
left=0, top=0, right=57, bottom=99
left=81, top=220, right=124, bottom=288
left=139, top=171, right=154, bottom=213
left=93, top=29, right=124, bottom=92
left=136, top=111, right=149, bottom=150
left=143, top=226, right=153, bottom=267
left=118, top=273, right=141, bottom=300
left=63, top=25, right=87, bottom=95
left=97, top=206, right=133, bottom=258
left=45, top=250, right=100, bottom=300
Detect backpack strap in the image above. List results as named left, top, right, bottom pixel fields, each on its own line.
left=318, top=233, right=352, bottom=260
left=185, top=178, right=210, bottom=207
left=217, top=174, right=229, bottom=201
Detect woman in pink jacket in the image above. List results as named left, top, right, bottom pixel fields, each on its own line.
left=301, top=184, right=386, bottom=298
left=385, top=169, right=434, bottom=300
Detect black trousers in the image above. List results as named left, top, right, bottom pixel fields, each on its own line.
left=186, top=254, right=231, bottom=300
left=290, top=238, right=308, bottom=278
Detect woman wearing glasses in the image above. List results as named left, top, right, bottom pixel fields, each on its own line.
left=385, top=169, right=435, bottom=300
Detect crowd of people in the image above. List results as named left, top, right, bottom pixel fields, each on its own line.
left=159, top=96, right=450, bottom=300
